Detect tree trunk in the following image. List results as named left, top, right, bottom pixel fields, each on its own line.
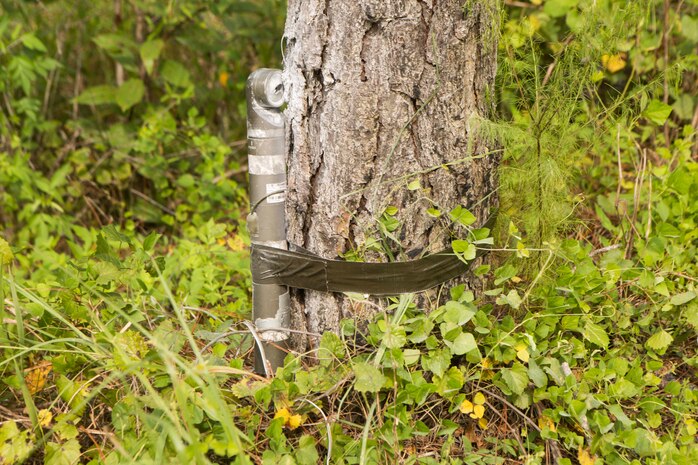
left=282, top=0, right=499, bottom=345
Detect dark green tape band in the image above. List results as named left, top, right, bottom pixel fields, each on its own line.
left=250, top=214, right=495, bottom=296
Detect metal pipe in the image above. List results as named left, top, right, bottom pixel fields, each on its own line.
left=246, top=68, right=289, bottom=375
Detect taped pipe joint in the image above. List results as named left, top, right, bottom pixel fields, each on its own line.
left=247, top=69, right=289, bottom=374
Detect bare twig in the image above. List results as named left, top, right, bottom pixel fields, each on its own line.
left=589, top=244, right=622, bottom=257
left=480, top=387, right=541, bottom=433
left=129, top=188, right=176, bottom=215
left=484, top=400, right=527, bottom=457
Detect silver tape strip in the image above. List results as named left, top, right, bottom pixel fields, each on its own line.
left=248, top=155, right=286, bottom=175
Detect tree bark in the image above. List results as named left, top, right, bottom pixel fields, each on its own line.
left=282, top=0, right=499, bottom=346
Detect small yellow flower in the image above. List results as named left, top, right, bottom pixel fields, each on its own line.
left=219, top=71, right=230, bottom=87
left=274, top=407, right=304, bottom=430
left=538, top=415, right=557, bottom=432
left=287, top=413, right=303, bottom=430
left=578, top=446, right=596, bottom=465
left=601, top=53, right=627, bottom=73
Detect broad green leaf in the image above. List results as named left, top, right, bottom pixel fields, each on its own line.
left=161, top=59, right=191, bottom=87
left=681, top=15, right=698, bottom=43
left=434, top=366, right=465, bottom=395
left=422, top=348, right=452, bottom=378
left=45, top=439, right=81, bottom=465
left=353, top=362, right=385, bottom=392
left=609, top=378, right=640, bottom=399
left=544, top=0, right=578, bottom=17
left=443, top=301, right=475, bottom=325
left=295, top=435, right=320, bottom=465
left=449, top=332, right=477, bottom=355
left=607, top=404, right=633, bottom=427
left=319, top=332, right=345, bottom=358
left=670, top=291, right=696, bottom=306
left=74, top=85, right=117, bottom=105
left=452, top=240, right=476, bottom=260
left=501, top=362, right=529, bottom=395
left=497, top=289, right=522, bottom=309
left=583, top=321, right=609, bottom=349
left=140, top=39, right=164, bottom=75
left=115, top=79, right=145, bottom=111
left=686, top=302, right=698, bottom=328
left=20, top=33, right=47, bottom=52
left=528, top=359, right=547, bottom=388
left=643, top=100, right=672, bottom=125
left=382, top=323, right=407, bottom=349
left=645, top=329, right=673, bottom=352
left=449, top=206, right=476, bottom=226
left=403, top=348, right=420, bottom=365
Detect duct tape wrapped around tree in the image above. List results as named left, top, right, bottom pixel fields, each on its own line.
left=250, top=214, right=496, bottom=295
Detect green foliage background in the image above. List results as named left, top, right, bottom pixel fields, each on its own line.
left=0, top=0, right=697, bottom=464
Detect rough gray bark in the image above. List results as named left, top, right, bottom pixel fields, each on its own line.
left=282, top=0, right=499, bottom=345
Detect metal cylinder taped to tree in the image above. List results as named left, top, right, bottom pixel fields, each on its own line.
left=246, top=68, right=289, bottom=375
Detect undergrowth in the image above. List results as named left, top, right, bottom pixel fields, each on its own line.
left=1, top=0, right=697, bottom=464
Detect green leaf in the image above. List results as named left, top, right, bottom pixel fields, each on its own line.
left=161, top=60, right=191, bottom=87
left=528, top=359, right=548, bottom=388
left=686, top=302, right=698, bottom=328
left=609, top=378, right=640, bottom=399
left=295, top=435, right=320, bottom=465
left=501, top=362, right=529, bottom=395
left=74, top=85, right=117, bottom=105
left=645, top=329, right=673, bottom=352
left=449, top=206, right=476, bottom=226
left=142, top=232, right=161, bottom=252
left=583, top=321, right=609, bottom=349
left=382, top=323, right=407, bottom=349
left=403, top=348, right=420, bottom=365
left=20, top=33, right=47, bottom=52
left=45, top=439, right=81, bottom=465
left=607, top=404, right=633, bottom=427
left=442, top=301, right=475, bottom=325
left=384, top=205, right=398, bottom=216
left=544, top=0, right=578, bottom=18
left=681, top=15, right=698, bottom=43
left=422, top=348, right=452, bottom=378
left=448, top=332, right=477, bottom=355
left=643, top=100, right=672, bottom=125
left=497, top=289, right=522, bottom=310
left=434, top=366, right=465, bottom=396
left=426, top=207, right=441, bottom=217
left=115, top=79, right=145, bottom=112
left=452, top=240, right=476, bottom=260
left=670, top=291, right=696, bottom=306
left=353, top=362, right=386, bottom=392
left=140, top=39, right=164, bottom=75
